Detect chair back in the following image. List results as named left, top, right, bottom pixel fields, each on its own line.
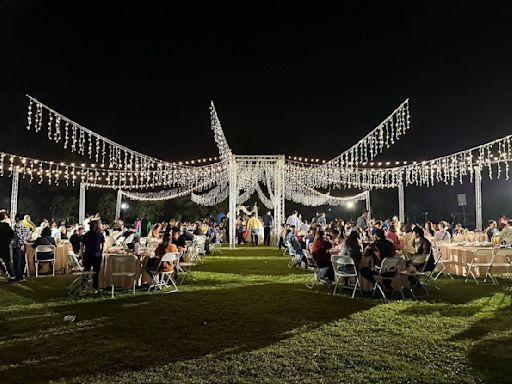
left=161, top=252, right=179, bottom=262
left=492, top=248, right=512, bottom=265
left=35, top=245, right=56, bottom=259
left=67, top=251, right=83, bottom=272
left=331, top=255, right=357, bottom=277
left=109, top=254, right=139, bottom=286
left=380, top=257, right=406, bottom=272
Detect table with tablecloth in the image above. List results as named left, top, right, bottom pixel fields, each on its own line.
left=25, top=242, right=73, bottom=275
left=98, top=250, right=153, bottom=289
left=438, top=244, right=510, bottom=277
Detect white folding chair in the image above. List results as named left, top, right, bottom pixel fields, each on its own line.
left=148, top=252, right=179, bottom=293
left=488, top=248, right=512, bottom=283
left=67, top=251, right=96, bottom=298
left=403, top=253, right=434, bottom=299
left=465, top=248, right=498, bottom=285
left=432, top=243, right=455, bottom=280
left=178, top=248, right=197, bottom=283
left=372, top=257, right=406, bottom=300
left=34, top=245, right=56, bottom=277
left=304, top=250, right=330, bottom=289
left=332, top=255, right=360, bottom=298
left=283, top=240, right=291, bottom=255
left=193, top=236, right=207, bottom=256
left=109, top=255, right=139, bottom=298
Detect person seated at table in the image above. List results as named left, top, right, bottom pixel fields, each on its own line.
left=370, top=220, right=383, bottom=240
left=147, top=232, right=177, bottom=276
left=433, top=221, right=451, bottom=242
left=311, top=230, right=334, bottom=281
left=31, top=227, right=56, bottom=260
left=58, top=225, right=68, bottom=240
left=82, top=219, right=105, bottom=289
left=408, top=227, right=435, bottom=288
left=338, top=231, right=362, bottom=271
left=499, top=220, right=512, bottom=244
left=330, top=230, right=341, bottom=248
left=70, top=226, right=85, bottom=255
left=359, top=228, right=396, bottom=290
left=401, top=224, right=416, bottom=256
left=452, top=223, right=464, bottom=237
left=286, top=226, right=306, bottom=266
left=385, top=225, right=401, bottom=250
left=148, top=223, right=161, bottom=241
left=486, top=220, right=499, bottom=242
left=424, top=221, right=435, bottom=240
left=171, top=226, right=187, bottom=255
left=49, top=221, right=60, bottom=239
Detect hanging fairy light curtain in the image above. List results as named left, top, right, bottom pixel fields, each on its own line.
left=285, top=184, right=368, bottom=207
left=254, top=183, right=274, bottom=209
left=322, top=99, right=410, bottom=169
left=190, top=182, right=229, bottom=206
left=401, top=134, right=512, bottom=187
left=210, top=101, right=232, bottom=161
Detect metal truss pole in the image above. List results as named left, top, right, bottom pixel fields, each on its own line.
left=475, top=166, right=482, bottom=231
left=10, top=168, right=19, bottom=226
left=365, top=190, right=371, bottom=220
left=79, top=183, right=86, bottom=224
left=115, top=189, right=123, bottom=221
left=228, top=155, right=237, bottom=249
left=398, top=182, right=405, bottom=224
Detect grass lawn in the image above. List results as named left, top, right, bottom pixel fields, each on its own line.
left=0, top=246, right=511, bottom=384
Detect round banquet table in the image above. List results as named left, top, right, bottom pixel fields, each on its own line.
left=437, top=244, right=509, bottom=277
left=98, top=251, right=153, bottom=289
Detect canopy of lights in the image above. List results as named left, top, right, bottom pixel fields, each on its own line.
left=3, top=95, right=510, bottom=245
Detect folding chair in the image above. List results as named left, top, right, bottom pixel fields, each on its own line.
left=432, top=243, right=455, bottom=280
left=109, top=255, right=139, bottom=298
left=304, top=250, right=330, bottom=289
left=178, top=249, right=197, bottom=283
left=34, top=245, right=56, bottom=277
left=193, top=236, right=207, bottom=256
left=488, top=248, right=512, bottom=283
left=283, top=240, right=291, bottom=255
left=148, top=253, right=179, bottom=293
left=465, top=248, right=498, bottom=285
left=331, top=255, right=360, bottom=298
left=402, top=253, right=435, bottom=299
left=210, top=241, right=223, bottom=255
left=67, top=252, right=96, bottom=298
left=372, top=257, right=406, bottom=300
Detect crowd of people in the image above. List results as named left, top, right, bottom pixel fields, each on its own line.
left=279, top=208, right=506, bottom=293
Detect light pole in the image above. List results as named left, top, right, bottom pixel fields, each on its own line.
left=121, top=202, right=129, bottom=222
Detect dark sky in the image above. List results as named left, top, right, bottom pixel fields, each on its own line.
left=1, top=1, right=512, bottom=223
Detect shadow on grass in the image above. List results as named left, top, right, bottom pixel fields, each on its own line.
left=0, top=282, right=374, bottom=384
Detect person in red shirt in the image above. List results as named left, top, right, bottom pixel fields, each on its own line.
left=385, top=225, right=401, bottom=250
left=310, top=230, right=333, bottom=280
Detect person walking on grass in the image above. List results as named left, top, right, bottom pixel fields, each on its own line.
left=246, top=213, right=261, bottom=246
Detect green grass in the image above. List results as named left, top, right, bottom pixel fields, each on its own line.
left=0, top=246, right=511, bottom=383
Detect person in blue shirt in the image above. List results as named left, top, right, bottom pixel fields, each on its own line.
left=82, top=219, right=105, bottom=289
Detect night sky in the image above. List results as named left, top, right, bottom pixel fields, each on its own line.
left=1, top=1, right=512, bottom=224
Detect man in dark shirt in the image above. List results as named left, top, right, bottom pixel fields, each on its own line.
left=69, top=226, right=85, bottom=255
left=262, top=211, right=274, bottom=246
left=140, top=215, right=149, bottom=238
left=0, top=212, right=15, bottom=282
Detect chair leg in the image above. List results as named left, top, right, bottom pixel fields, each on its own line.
left=111, top=284, right=115, bottom=298
left=133, top=280, right=136, bottom=295
left=35, top=261, right=38, bottom=278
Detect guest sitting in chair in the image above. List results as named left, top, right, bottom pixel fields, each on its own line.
left=311, top=230, right=334, bottom=281
left=32, top=227, right=56, bottom=260
left=407, top=227, right=435, bottom=287
left=359, top=228, right=396, bottom=290
left=147, top=232, right=177, bottom=279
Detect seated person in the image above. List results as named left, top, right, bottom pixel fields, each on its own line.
left=310, top=230, right=334, bottom=280
left=69, top=226, right=85, bottom=255
left=433, top=221, right=452, bottom=242
left=408, top=227, right=435, bottom=287
left=359, top=228, right=396, bottom=290
left=385, top=225, right=401, bottom=250
left=499, top=220, right=512, bottom=244
left=31, top=227, right=56, bottom=260
left=146, top=232, right=177, bottom=277
left=286, top=226, right=305, bottom=265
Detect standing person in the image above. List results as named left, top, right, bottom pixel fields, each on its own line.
left=356, top=210, right=369, bottom=232
left=246, top=213, right=261, bottom=246
left=317, top=212, right=327, bottom=229
left=82, top=219, right=105, bottom=290
left=286, top=210, right=300, bottom=228
left=12, top=214, right=30, bottom=282
left=0, top=212, right=15, bottom=282
left=140, top=214, right=149, bottom=238
left=262, top=210, right=274, bottom=246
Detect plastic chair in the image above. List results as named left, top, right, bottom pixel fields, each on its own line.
left=35, top=245, right=56, bottom=277
left=331, top=255, right=360, bottom=298
left=148, top=252, right=179, bottom=293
